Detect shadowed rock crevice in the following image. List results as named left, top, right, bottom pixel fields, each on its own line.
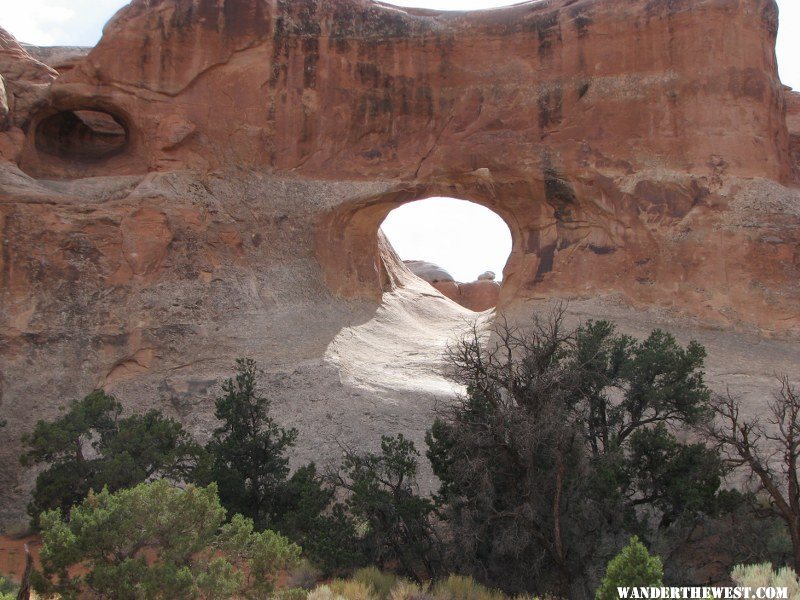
left=35, top=109, right=128, bottom=160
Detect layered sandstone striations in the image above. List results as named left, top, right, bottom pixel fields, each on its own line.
left=0, top=0, right=799, bottom=526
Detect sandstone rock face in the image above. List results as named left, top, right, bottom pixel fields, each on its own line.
left=430, top=279, right=502, bottom=312
left=20, top=45, right=90, bottom=73
left=458, top=280, right=502, bottom=312
left=0, top=29, right=55, bottom=151
left=0, top=0, right=799, bottom=526
left=787, top=89, right=800, bottom=178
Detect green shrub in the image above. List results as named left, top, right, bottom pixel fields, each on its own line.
left=338, top=435, right=438, bottom=579
left=432, top=575, right=507, bottom=600
left=198, top=358, right=298, bottom=531
left=20, top=390, right=202, bottom=527
left=286, top=558, right=322, bottom=590
left=429, top=314, right=720, bottom=596
left=353, top=566, right=399, bottom=598
left=595, top=537, right=663, bottom=600
left=273, top=589, right=310, bottom=600
left=329, top=578, right=378, bottom=600
left=390, top=580, right=433, bottom=600
left=308, top=587, right=345, bottom=600
left=731, top=563, right=800, bottom=596
left=32, top=480, right=301, bottom=599
left=0, top=575, right=16, bottom=600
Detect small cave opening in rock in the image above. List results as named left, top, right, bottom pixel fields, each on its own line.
left=380, top=197, right=513, bottom=312
left=35, top=109, right=129, bottom=160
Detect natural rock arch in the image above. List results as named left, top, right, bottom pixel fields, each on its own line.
left=7, top=0, right=795, bottom=328
left=315, top=181, right=531, bottom=307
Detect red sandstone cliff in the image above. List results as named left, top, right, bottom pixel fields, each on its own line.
left=0, top=0, right=798, bottom=526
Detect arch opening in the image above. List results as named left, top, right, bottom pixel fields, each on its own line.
left=35, top=109, right=129, bottom=161
left=314, top=184, right=532, bottom=313
left=380, top=197, right=512, bottom=312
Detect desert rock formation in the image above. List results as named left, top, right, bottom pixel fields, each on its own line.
left=0, top=0, right=799, bottom=526
left=403, top=260, right=501, bottom=311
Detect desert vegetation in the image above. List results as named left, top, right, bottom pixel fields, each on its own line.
left=15, top=311, right=799, bottom=599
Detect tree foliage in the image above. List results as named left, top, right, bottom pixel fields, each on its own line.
left=32, top=480, right=301, bottom=600
left=426, top=310, right=724, bottom=597
left=595, top=536, right=663, bottom=600
left=731, top=563, right=800, bottom=596
left=197, top=358, right=298, bottom=531
left=276, top=464, right=363, bottom=575
left=21, top=390, right=202, bottom=526
left=334, top=434, right=440, bottom=580
left=0, top=575, right=15, bottom=600
left=703, top=376, right=800, bottom=572
left=197, top=359, right=356, bottom=574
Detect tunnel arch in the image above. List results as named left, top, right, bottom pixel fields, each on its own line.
left=314, top=178, right=561, bottom=309
left=380, top=197, right=513, bottom=311
left=35, top=109, right=129, bottom=160
left=21, top=97, right=148, bottom=178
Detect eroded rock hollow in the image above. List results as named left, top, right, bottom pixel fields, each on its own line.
left=1, top=0, right=799, bottom=526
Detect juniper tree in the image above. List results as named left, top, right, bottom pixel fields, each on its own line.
left=21, top=390, right=202, bottom=526
left=427, top=310, right=724, bottom=597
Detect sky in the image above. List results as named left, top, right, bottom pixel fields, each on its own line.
left=2, top=0, right=798, bottom=282
left=381, top=198, right=512, bottom=282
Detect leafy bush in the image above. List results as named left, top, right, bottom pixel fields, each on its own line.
left=389, top=580, right=433, bottom=600
left=277, top=465, right=363, bottom=575
left=731, top=563, right=800, bottom=596
left=198, top=360, right=358, bottom=573
left=197, top=358, right=298, bottom=531
left=308, top=587, right=344, bottom=600
left=32, top=480, right=301, bottom=599
left=308, top=575, right=540, bottom=600
left=0, top=575, right=16, bottom=600
left=286, top=558, right=322, bottom=590
left=273, top=589, right=311, bottom=600
left=595, top=536, right=663, bottom=600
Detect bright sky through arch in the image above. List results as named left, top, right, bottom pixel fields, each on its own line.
left=381, top=198, right=512, bottom=283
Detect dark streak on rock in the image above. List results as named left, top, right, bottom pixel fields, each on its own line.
left=538, top=87, right=563, bottom=130
left=543, top=166, right=577, bottom=222
left=570, top=5, right=593, bottom=38
left=535, top=243, right=557, bottom=281
left=302, top=37, right=319, bottom=89
left=531, top=11, right=563, bottom=58
left=589, top=244, right=615, bottom=255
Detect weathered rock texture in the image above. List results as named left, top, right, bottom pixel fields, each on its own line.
left=0, top=0, right=799, bottom=527
left=787, top=88, right=800, bottom=179
left=20, top=45, right=90, bottom=72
